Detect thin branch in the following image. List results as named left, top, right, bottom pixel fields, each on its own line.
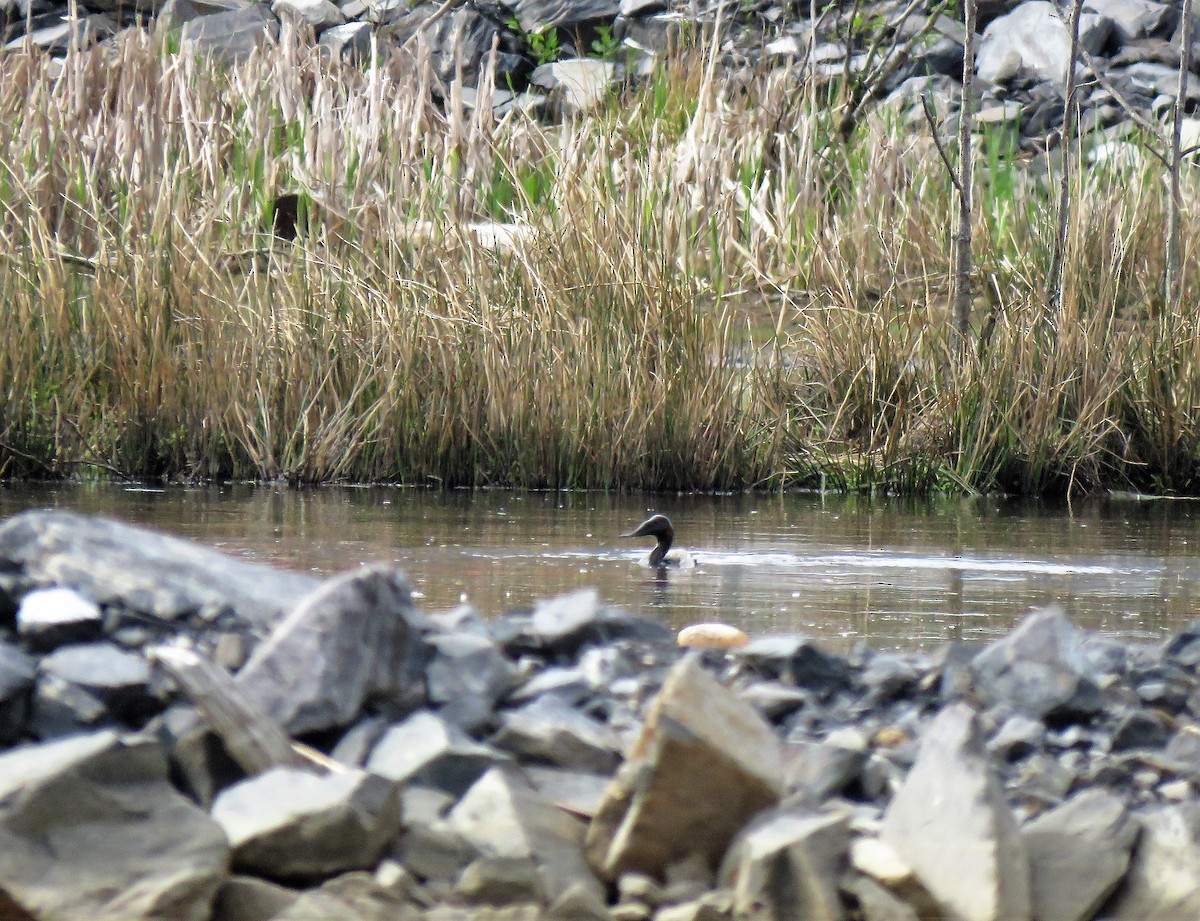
left=920, top=92, right=964, bottom=194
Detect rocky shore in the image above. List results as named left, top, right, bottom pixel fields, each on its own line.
left=0, top=0, right=1195, bottom=153
left=0, top=507, right=1197, bottom=921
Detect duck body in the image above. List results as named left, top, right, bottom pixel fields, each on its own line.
left=622, top=514, right=696, bottom=569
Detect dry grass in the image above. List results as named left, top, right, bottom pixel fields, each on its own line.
left=0, top=29, right=1197, bottom=493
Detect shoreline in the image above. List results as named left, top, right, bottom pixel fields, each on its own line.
left=0, top=508, right=1197, bottom=920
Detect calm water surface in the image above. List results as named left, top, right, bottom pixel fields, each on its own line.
left=0, top=484, right=1197, bottom=652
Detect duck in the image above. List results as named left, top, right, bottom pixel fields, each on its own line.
left=621, top=514, right=696, bottom=569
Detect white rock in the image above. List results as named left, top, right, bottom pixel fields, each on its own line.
left=530, top=59, right=616, bottom=113
left=272, top=0, right=344, bottom=30
left=977, top=1, right=1111, bottom=86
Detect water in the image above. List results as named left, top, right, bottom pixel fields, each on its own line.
left=1, top=483, right=1198, bottom=652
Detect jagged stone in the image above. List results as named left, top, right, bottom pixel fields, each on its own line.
left=426, top=631, right=516, bottom=709
left=720, top=810, right=848, bottom=921
left=0, top=642, right=35, bottom=743
left=212, top=766, right=402, bottom=879
left=180, top=3, right=280, bottom=65
left=212, top=876, right=301, bottom=921
left=509, top=0, right=619, bottom=32
left=366, top=710, right=510, bottom=795
left=880, top=704, right=1030, bottom=921
left=586, top=656, right=783, bottom=879
left=1021, top=789, right=1136, bottom=921
left=969, top=606, right=1103, bottom=722
left=1102, top=803, right=1200, bottom=919
left=234, top=565, right=424, bottom=735
left=523, top=765, right=612, bottom=818
left=737, top=635, right=854, bottom=696
left=977, top=1, right=1112, bottom=86
left=492, top=694, right=621, bottom=773
left=783, top=739, right=866, bottom=800
left=0, top=510, right=314, bottom=630
left=524, top=589, right=673, bottom=656
left=27, top=672, right=108, bottom=739
left=448, top=767, right=605, bottom=908
left=1085, top=0, right=1173, bottom=44
left=15, top=586, right=103, bottom=650
left=272, top=0, right=344, bottom=30
left=40, top=641, right=155, bottom=723
left=530, top=59, right=618, bottom=113
left=0, top=731, right=229, bottom=921
left=271, top=872, right=419, bottom=921
left=318, top=19, right=372, bottom=61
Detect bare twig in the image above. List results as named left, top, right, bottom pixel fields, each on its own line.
left=951, top=0, right=977, bottom=355
left=1166, top=0, right=1194, bottom=315
left=920, top=92, right=963, bottom=194
left=1047, top=0, right=1086, bottom=318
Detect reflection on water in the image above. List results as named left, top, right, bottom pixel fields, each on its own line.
left=0, top=483, right=1197, bottom=652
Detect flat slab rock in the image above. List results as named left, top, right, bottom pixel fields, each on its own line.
left=0, top=509, right=316, bottom=630
left=0, top=730, right=229, bottom=921
left=586, top=655, right=784, bottom=879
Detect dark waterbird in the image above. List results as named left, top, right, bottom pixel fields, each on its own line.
left=621, top=514, right=696, bottom=568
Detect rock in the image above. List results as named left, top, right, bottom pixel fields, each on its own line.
left=455, top=855, right=541, bottom=904
left=272, top=0, right=343, bottom=29
left=448, top=767, right=606, bottom=908
left=0, top=511, right=315, bottom=631
left=1103, top=803, right=1200, bottom=919
left=27, top=671, right=108, bottom=738
left=492, top=695, right=621, bottom=773
left=366, top=710, right=509, bottom=796
left=332, top=716, right=390, bottom=768
left=39, top=641, right=155, bottom=723
left=0, top=731, right=229, bottom=921
left=783, top=739, right=866, bottom=800
left=586, top=656, right=783, bottom=879
left=270, top=871, right=418, bottom=921
left=677, top=623, right=749, bottom=649
left=844, top=874, right=921, bottom=921
left=969, top=606, right=1102, bottom=722
left=155, top=0, right=248, bottom=31
left=508, top=0, right=619, bottom=32
left=1020, top=789, right=1136, bottom=921
left=654, top=890, right=733, bottom=921
left=977, top=1, right=1112, bottom=86
left=392, top=4, right=512, bottom=87
left=426, top=632, right=516, bottom=710
left=880, top=704, right=1030, bottom=921
left=720, top=810, right=848, bottom=921
left=1110, top=707, right=1171, bottom=750
left=212, top=876, right=301, bottom=921
left=16, top=586, right=103, bottom=650
left=2, top=12, right=116, bottom=52
left=317, top=20, right=372, bottom=62
left=737, top=635, right=854, bottom=696
left=988, top=714, right=1046, bottom=760
left=1085, top=0, right=1173, bottom=44
left=523, top=765, right=612, bottom=818
left=0, top=642, right=35, bottom=743
left=181, top=3, right=280, bottom=65
left=234, top=565, right=424, bottom=735
left=211, top=766, right=402, bottom=879
left=525, top=589, right=673, bottom=656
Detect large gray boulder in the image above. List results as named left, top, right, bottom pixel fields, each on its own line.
left=211, top=766, right=402, bottom=879
left=1103, top=803, right=1200, bottom=920
left=448, top=767, right=606, bottom=911
left=720, top=810, right=849, bottom=921
left=0, top=731, right=230, bottom=921
left=1021, top=789, right=1137, bottom=921
left=180, top=3, right=280, bottom=65
left=508, top=0, right=620, bottom=32
left=366, top=710, right=510, bottom=795
left=977, top=1, right=1112, bottom=85
left=586, top=656, right=783, bottom=879
left=0, top=510, right=315, bottom=630
left=234, top=565, right=424, bottom=735
left=880, top=704, right=1030, bottom=921
left=492, top=695, right=621, bottom=773
left=1084, top=0, right=1174, bottom=43
left=968, top=606, right=1102, bottom=722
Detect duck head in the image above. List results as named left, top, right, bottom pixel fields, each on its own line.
left=622, top=514, right=675, bottom=567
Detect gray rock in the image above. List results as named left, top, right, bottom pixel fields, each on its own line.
left=271, top=871, right=418, bottom=921
left=720, top=810, right=848, bottom=921
left=844, top=874, right=921, bottom=921
left=530, top=60, right=618, bottom=114
left=318, top=19, right=372, bottom=61
left=880, top=704, right=1031, bottom=921
left=211, top=766, right=402, bottom=879
left=989, top=714, right=1046, bottom=760
left=234, top=565, right=423, bottom=735
left=586, top=656, right=783, bottom=879
left=156, top=0, right=250, bottom=31
left=526, top=589, right=673, bottom=656
left=455, top=855, right=542, bottom=904
left=366, top=710, right=509, bottom=795
left=1110, top=707, right=1171, bottom=750
left=508, top=0, right=619, bottom=32
left=212, top=876, right=301, bottom=921
left=427, top=632, right=517, bottom=709
left=1103, top=803, right=1200, bottom=919
left=181, top=3, right=280, bottom=65
left=332, top=716, right=389, bottom=767
left=391, top=4, right=508, bottom=86
left=969, top=606, right=1102, bottom=722
left=492, top=695, right=621, bottom=773
left=16, top=585, right=103, bottom=650
left=0, top=511, right=316, bottom=631
left=977, top=1, right=1112, bottom=86
left=27, top=671, right=108, bottom=738
left=783, top=739, right=866, bottom=800
left=0, top=642, right=35, bottom=743
left=1021, top=789, right=1136, bottom=921
left=1085, top=0, right=1173, bottom=44
left=523, top=765, right=612, bottom=818
left=448, top=767, right=606, bottom=908
left=2, top=11, right=115, bottom=51
left=737, top=635, right=854, bottom=696
left=0, top=731, right=229, bottom=921
left=40, top=641, right=154, bottom=722
left=272, top=0, right=344, bottom=29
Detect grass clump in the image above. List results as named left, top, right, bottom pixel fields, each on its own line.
left=0, top=28, right=1198, bottom=495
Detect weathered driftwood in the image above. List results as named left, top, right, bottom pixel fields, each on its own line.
left=149, top=645, right=306, bottom=774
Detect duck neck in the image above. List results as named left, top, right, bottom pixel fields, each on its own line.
left=649, top=531, right=673, bottom=566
